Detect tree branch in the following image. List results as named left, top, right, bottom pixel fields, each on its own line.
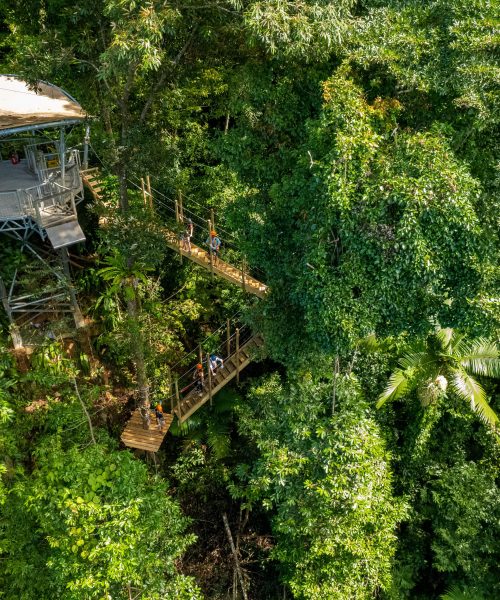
left=72, top=377, right=96, bottom=445
left=223, top=513, right=248, bottom=600
left=140, top=25, right=198, bottom=124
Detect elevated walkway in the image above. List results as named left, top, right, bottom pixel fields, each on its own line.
left=175, top=334, right=263, bottom=423
left=163, top=229, right=267, bottom=298
left=120, top=331, right=263, bottom=452
left=82, top=169, right=268, bottom=297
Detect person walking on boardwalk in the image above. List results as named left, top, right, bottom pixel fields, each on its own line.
left=181, top=218, right=194, bottom=254
left=193, top=363, right=205, bottom=395
left=155, top=402, right=166, bottom=431
left=209, top=354, right=224, bottom=376
left=206, top=230, right=221, bottom=266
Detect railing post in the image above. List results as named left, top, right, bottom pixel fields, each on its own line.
left=226, top=318, right=231, bottom=358
left=60, top=126, right=66, bottom=183
left=175, top=199, right=183, bottom=262
left=83, top=125, right=90, bottom=169
left=146, top=175, right=152, bottom=210
left=208, top=219, right=214, bottom=277
left=236, top=328, right=240, bottom=385
left=175, top=376, right=180, bottom=418
left=16, top=190, right=24, bottom=215
left=141, top=177, right=147, bottom=207
left=207, top=354, right=213, bottom=407
left=179, top=191, right=184, bottom=222
left=32, top=192, right=42, bottom=226
left=70, top=191, right=77, bottom=216
left=241, top=258, right=246, bottom=293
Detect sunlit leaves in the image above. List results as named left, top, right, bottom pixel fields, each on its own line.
left=0, top=441, right=200, bottom=599
left=237, top=0, right=356, bottom=59
left=377, top=327, right=500, bottom=432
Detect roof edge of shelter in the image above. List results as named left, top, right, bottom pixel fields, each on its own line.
left=0, top=74, right=87, bottom=136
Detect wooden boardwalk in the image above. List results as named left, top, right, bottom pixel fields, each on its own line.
left=84, top=170, right=267, bottom=446
left=163, top=229, right=267, bottom=298
left=175, top=334, right=263, bottom=423
left=121, top=410, right=174, bottom=452
left=81, top=168, right=267, bottom=297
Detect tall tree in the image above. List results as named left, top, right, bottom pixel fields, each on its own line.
left=233, top=373, right=405, bottom=599
left=0, top=439, right=201, bottom=599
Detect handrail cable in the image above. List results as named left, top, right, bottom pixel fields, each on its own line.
left=85, top=145, right=266, bottom=278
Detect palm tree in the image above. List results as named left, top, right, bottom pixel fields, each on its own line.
left=377, top=327, right=500, bottom=432
left=98, top=253, right=153, bottom=415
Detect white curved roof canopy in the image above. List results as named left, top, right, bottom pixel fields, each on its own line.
left=0, top=75, right=86, bottom=136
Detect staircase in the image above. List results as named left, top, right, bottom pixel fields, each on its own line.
left=80, top=168, right=103, bottom=200
left=175, top=334, right=264, bottom=423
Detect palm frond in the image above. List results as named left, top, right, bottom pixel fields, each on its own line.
left=399, top=351, right=428, bottom=371
left=457, top=338, right=500, bottom=378
left=377, top=368, right=413, bottom=408
left=441, top=585, right=484, bottom=600
left=436, top=327, right=454, bottom=349
left=451, top=368, right=499, bottom=431
left=206, top=419, right=232, bottom=459
left=357, top=333, right=380, bottom=352
left=169, top=414, right=202, bottom=438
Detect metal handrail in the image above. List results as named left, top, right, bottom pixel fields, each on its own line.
left=0, top=149, right=82, bottom=224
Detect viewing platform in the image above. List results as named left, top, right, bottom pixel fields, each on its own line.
left=0, top=145, right=85, bottom=247
left=0, top=75, right=87, bottom=248
left=0, top=75, right=89, bottom=345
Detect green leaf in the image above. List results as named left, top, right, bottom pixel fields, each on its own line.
left=377, top=368, right=412, bottom=408
left=450, top=368, right=499, bottom=431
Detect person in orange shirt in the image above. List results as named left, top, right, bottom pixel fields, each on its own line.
left=155, top=402, right=165, bottom=431
left=193, top=363, right=204, bottom=395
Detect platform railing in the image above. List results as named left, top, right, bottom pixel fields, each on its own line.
left=18, top=179, right=77, bottom=227
left=38, top=150, right=81, bottom=186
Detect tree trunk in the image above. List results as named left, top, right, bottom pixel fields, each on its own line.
left=125, top=278, right=149, bottom=410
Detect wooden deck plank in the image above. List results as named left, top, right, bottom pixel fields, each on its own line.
left=80, top=169, right=267, bottom=296
left=163, top=230, right=268, bottom=298
left=121, top=410, right=173, bottom=452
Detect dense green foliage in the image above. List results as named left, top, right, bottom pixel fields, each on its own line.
left=1, top=441, right=200, bottom=599
left=233, top=374, right=405, bottom=599
left=0, top=0, right=499, bottom=598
